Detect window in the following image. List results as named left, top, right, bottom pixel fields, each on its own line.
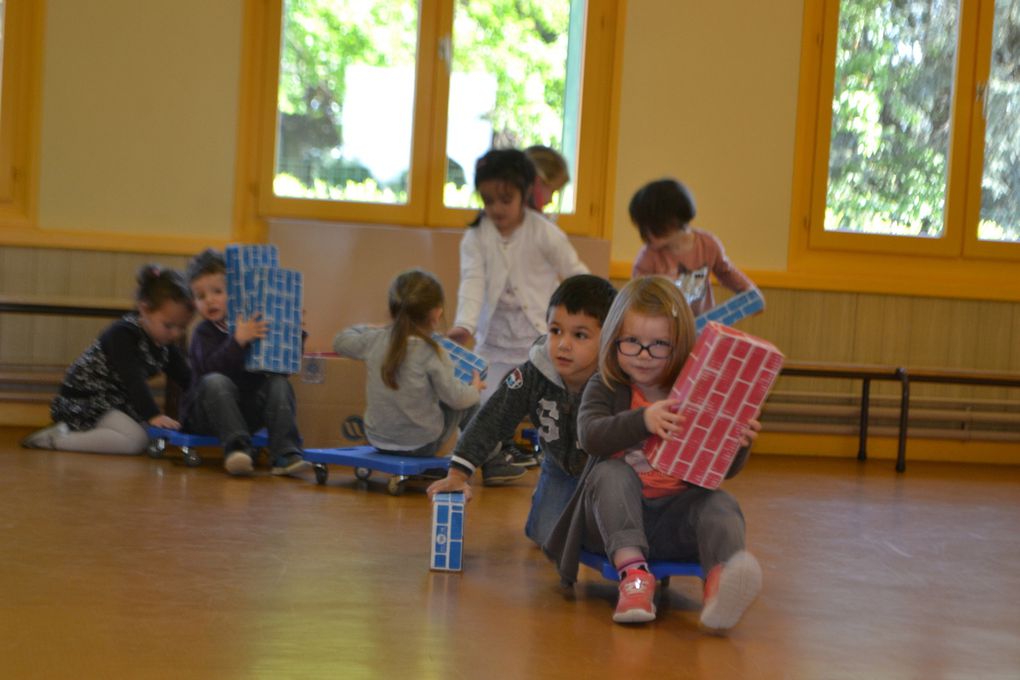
left=791, top=0, right=1020, bottom=294
left=0, top=0, right=42, bottom=227
left=239, top=0, right=621, bottom=236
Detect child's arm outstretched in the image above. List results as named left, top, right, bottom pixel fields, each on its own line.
left=537, top=216, right=589, bottom=278
left=449, top=231, right=485, bottom=344
left=426, top=369, right=530, bottom=500
left=102, top=325, right=180, bottom=428
left=710, top=235, right=754, bottom=294
left=332, top=324, right=379, bottom=360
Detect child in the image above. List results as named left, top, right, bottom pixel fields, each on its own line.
left=427, top=274, right=617, bottom=545
left=21, top=265, right=193, bottom=455
left=180, top=249, right=309, bottom=477
left=448, top=148, right=589, bottom=475
left=630, top=178, right=755, bottom=316
left=525, top=144, right=570, bottom=213
left=543, top=276, right=762, bottom=632
left=334, top=269, right=483, bottom=459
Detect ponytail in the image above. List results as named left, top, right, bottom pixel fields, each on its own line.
left=380, top=269, right=444, bottom=389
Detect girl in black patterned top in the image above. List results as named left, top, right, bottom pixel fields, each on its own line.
left=21, top=265, right=194, bottom=454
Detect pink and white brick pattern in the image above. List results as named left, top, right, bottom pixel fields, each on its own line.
left=643, top=322, right=783, bottom=489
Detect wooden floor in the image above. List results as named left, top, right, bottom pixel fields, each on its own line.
left=1, top=427, right=1019, bottom=679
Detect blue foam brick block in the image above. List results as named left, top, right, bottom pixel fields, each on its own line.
left=695, top=288, right=765, bottom=334
left=225, top=244, right=278, bottom=322
left=224, top=244, right=303, bottom=375
left=431, top=491, right=465, bottom=571
left=434, top=335, right=488, bottom=384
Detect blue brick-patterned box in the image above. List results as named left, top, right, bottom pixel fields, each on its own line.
left=695, top=288, right=765, bottom=334
left=434, top=335, right=488, bottom=384
left=224, top=244, right=303, bottom=375
left=248, top=267, right=303, bottom=374
left=225, top=244, right=278, bottom=323
left=430, top=491, right=465, bottom=572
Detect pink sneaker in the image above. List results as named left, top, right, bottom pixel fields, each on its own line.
left=699, top=551, right=762, bottom=633
left=612, top=569, right=657, bottom=623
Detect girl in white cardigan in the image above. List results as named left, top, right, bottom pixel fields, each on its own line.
left=449, top=148, right=589, bottom=398
left=448, top=149, right=589, bottom=476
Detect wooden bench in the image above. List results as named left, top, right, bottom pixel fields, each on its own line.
left=780, top=362, right=908, bottom=470
left=778, top=362, right=1020, bottom=472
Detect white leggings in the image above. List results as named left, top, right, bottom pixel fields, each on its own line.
left=53, top=410, right=150, bottom=455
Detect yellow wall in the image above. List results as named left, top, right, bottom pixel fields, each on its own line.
left=36, top=0, right=241, bottom=241
left=610, top=1, right=803, bottom=270
left=20, top=0, right=809, bottom=270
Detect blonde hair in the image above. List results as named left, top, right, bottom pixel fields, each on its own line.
left=525, top=145, right=569, bottom=190
left=598, top=276, right=696, bottom=390
left=382, top=269, right=443, bottom=390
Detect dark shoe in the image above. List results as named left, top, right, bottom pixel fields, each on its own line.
left=482, top=458, right=527, bottom=486
left=504, top=443, right=539, bottom=468
left=271, top=452, right=311, bottom=477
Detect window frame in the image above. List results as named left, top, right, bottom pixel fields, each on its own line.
left=790, top=0, right=1020, bottom=300
left=0, top=0, right=43, bottom=229
left=236, top=0, right=622, bottom=239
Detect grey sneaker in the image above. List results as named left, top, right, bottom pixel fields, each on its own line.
left=21, top=422, right=70, bottom=449
left=271, top=453, right=311, bottom=477
left=224, top=450, right=254, bottom=476
left=482, top=458, right=528, bottom=486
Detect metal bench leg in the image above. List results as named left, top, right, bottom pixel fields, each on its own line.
left=896, top=369, right=909, bottom=473
left=858, top=378, right=871, bottom=461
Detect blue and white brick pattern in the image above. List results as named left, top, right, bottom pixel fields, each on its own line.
left=430, top=491, right=465, bottom=572
left=695, top=288, right=765, bottom=334
left=224, top=243, right=303, bottom=375
left=225, top=244, right=279, bottom=327
left=434, top=335, right=488, bottom=384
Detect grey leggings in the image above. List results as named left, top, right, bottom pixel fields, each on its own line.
left=52, top=409, right=149, bottom=455
left=579, top=458, right=746, bottom=574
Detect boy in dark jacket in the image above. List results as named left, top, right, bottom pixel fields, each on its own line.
left=181, top=249, right=308, bottom=477
left=427, top=274, right=616, bottom=545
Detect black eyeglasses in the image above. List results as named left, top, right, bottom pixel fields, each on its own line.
left=615, top=338, right=673, bottom=359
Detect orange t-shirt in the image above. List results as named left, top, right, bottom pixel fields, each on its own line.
left=613, top=387, right=687, bottom=499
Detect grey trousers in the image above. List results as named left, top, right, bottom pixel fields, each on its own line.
left=185, top=373, right=302, bottom=464
left=579, top=458, right=746, bottom=574
left=377, top=403, right=478, bottom=458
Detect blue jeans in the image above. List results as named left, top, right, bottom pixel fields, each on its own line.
left=185, top=373, right=303, bottom=465
left=524, top=455, right=580, bottom=547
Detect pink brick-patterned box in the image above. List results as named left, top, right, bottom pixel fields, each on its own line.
left=643, top=322, right=783, bottom=489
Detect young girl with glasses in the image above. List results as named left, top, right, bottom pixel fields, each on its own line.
left=543, top=276, right=762, bottom=632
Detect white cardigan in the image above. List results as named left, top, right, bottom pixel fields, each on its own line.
left=453, top=209, right=589, bottom=344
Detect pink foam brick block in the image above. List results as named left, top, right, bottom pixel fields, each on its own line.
left=643, top=322, right=784, bottom=489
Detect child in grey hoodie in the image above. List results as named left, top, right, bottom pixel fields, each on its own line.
left=334, top=269, right=483, bottom=458
left=427, top=274, right=617, bottom=545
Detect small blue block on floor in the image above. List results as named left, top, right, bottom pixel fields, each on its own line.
left=579, top=549, right=704, bottom=581
left=146, top=427, right=269, bottom=449
left=431, top=491, right=465, bottom=572
left=302, top=447, right=451, bottom=476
